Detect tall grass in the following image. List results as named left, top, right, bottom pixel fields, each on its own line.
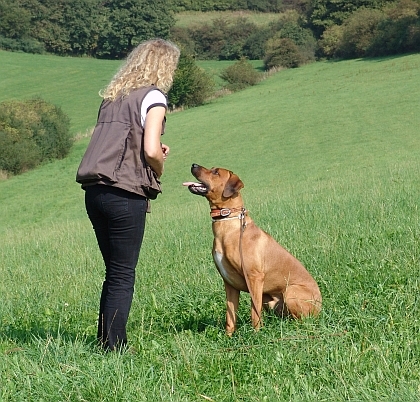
left=1, top=52, right=420, bottom=400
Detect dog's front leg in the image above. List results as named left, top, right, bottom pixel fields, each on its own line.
left=224, top=281, right=240, bottom=336
left=246, top=271, right=265, bottom=330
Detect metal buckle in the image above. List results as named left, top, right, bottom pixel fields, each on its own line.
left=220, top=208, right=231, bottom=217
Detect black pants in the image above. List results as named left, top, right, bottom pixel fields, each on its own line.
left=85, top=185, right=147, bottom=350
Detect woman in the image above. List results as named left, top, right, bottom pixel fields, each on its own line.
left=76, top=39, right=180, bottom=351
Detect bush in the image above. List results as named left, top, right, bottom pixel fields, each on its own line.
left=265, top=12, right=317, bottom=63
left=0, top=130, right=41, bottom=175
left=188, top=19, right=228, bottom=60
left=219, top=17, right=259, bottom=60
left=169, top=26, right=196, bottom=56
left=368, top=0, right=420, bottom=56
left=220, top=58, right=261, bottom=91
left=0, top=98, right=72, bottom=175
left=243, top=27, right=273, bottom=59
left=0, top=35, right=45, bottom=54
left=336, top=7, right=386, bottom=59
left=264, top=37, right=305, bottom=69
left=168, top=53, right=215, bottom=109
left=318, top=25, right=344, bottom=58
left=186, top=16, right=259, bottom=60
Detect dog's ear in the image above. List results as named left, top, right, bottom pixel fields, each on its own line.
left=223, top=173, right=244, bottom=198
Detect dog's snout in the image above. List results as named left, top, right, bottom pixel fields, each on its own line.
left=191, top=163, right=201, bottom=174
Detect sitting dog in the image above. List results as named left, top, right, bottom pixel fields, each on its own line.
left=183, top=164, right=322, bottom=335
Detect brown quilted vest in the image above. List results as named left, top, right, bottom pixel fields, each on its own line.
left=76, top=86, right=165, bottom=197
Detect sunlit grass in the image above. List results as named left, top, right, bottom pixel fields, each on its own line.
left=1, top=52, right=420, bottom=400
left=174, top=10, right=282, bottom=28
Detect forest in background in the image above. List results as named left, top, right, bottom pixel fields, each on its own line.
left=0, top=0, right=419, bottom=61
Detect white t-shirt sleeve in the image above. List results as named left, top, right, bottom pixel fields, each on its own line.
left=141, top=90, right=167, bottom=127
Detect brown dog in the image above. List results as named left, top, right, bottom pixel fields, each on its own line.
left=183, top=164, right=322, bottom=335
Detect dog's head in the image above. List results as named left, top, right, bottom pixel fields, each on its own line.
left=183, top=164, right=244, bottom=208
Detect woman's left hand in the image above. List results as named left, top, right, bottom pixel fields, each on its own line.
left=161, top=143, right=170, bottom=160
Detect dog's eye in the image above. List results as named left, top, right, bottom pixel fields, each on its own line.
left=212, top=169, right=219, bottom=175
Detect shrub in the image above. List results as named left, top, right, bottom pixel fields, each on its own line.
left=220, top=58, right=261, bottom=91
left=0, top=35, right=45, bottom=54
left=368, top=0, right=420, bottom=56
left=188, top=19, right=228, bottom=60
left=336, top=7, right=386, bottom=59
left=266, top=13, right=317, bottom=63
left=187, top=16, right=259, bottom=60
left=318, top=24, right=344, bottom=58
left=407, top=22, right=420, bottom=51
left=0, top=98, right=72, bottom=175
left=168, top=53, right=215, bottom=109
left=169, top=26, right=196, bottom=56
left=243, top=27, right=273, bottom=59
left=264, top=37, right=304, bottom=69
left=219, top=17, right=259, bottom=60
left=0, top=130, right=41, bottom=175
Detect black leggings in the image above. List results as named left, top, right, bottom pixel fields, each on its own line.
left=85, top=185, right=147, bottom=350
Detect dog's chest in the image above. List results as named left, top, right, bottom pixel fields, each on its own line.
left=213, top=251, right=230, bottom=279
left=213, top=250, right=246, bottom=289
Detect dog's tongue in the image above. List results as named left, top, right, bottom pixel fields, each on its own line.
left=182, top=182, right=200, bottom=187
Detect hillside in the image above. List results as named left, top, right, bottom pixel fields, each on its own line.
left=1, top=52, right=419, bottom=228
left=1, top=52, right=420, bottom=401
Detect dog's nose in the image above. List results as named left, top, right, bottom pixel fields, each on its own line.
left=191, top=163, right=201, bottom=174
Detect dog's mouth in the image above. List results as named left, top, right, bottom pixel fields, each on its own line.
left=182, top=181, right=208, bottom=196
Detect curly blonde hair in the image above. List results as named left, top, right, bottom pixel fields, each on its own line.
left=101, top=39, right=180, bottom=101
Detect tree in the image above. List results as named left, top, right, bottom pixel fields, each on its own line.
left=97, top=0, right=176, bottom=58
left=168, top=53, right=215, bottom=108
left=0, top=0, right=31, bottom=39
left=307, top=0, right=394, bottom=37
left=337, top=7, right=385, bottom=58
left=61, top=0, right=105, bottom=56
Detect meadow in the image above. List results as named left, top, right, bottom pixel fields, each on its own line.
left=174, top=10, right=282, bottom=28
left=0, top=50, right=420, bottom=401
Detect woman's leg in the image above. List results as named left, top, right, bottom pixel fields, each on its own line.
left=85, top=185, right=147, bottom=350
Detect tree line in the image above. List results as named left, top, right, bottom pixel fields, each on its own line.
left=0, top=0, right=175, bottom=58
left=1, top=0, right=419, bottom=61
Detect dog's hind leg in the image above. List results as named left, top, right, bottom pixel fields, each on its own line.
left=263, top=294, right=291, bottom=318
left=283, top=284, right=322, bottom=318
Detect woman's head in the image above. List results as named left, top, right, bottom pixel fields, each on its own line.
left=101, top=39, right=180, bottom=100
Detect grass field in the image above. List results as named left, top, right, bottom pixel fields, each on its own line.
left=0, top=51, right=263, bottom=135
left=1, top=51, right=420, bottom=400
left=174, top=10, right=282, bottom=28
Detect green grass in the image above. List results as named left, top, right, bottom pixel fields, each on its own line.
left=0, top=51, right=263, bottom=133
left=0, top=51, right=120, bottom=134
left=1, top=52, right=420, bottom=400
left=174, top=10, right=282, bottom=28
